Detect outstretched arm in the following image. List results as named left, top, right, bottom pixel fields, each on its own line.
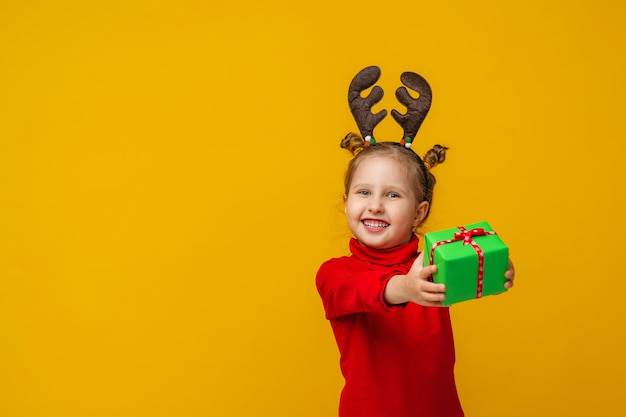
left=317, top=259, right=403, bottom=319
left=383, top=252, right=447, bottom=307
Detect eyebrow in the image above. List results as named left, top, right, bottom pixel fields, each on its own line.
left=350, top=183, right=371, bottom=189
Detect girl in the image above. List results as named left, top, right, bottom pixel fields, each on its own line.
left=316, top=67, right=515, bottom=417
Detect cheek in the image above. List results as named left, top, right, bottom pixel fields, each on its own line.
left=345, top=199, right=366, bottom=219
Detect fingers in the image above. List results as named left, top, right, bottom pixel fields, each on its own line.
left=421, top=280, right=445, bottom=295
left=507, top=258, right=515, bottom=277
left=504, top=258, right=515, bottom=289
left=405, top=254, right=447, bottom=306
left=418, top=287, right=446, bottom=307
left=408, top=260, right=438, bottom=284
left=504, top=276, right=514, bottom=289
left=415, top=275, right=446, bottom=306
left=421, top=266, right=437, bottom=283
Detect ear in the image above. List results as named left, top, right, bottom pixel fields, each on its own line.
left=413, top=201, right=430, bottom=229
left=343, top=194, right=348, bottom=213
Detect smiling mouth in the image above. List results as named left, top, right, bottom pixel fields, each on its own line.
left=362, top=219, right=389, bottom=230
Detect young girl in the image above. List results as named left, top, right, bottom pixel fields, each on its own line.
left=316, top=67, right=515, bottom=417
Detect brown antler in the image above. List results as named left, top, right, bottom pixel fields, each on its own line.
left=348, top=66, right=387, bottom=139
left=391, top=71, right=432, bottom=140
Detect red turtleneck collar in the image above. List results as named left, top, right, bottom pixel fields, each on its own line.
left=349, top=235, right=419, bottom=267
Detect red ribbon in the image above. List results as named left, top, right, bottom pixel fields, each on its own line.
left=429, top=226, right=496, bottom=298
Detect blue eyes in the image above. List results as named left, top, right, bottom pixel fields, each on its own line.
left=356, top=190, right=400, bottom=198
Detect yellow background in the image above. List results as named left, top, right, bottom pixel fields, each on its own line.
left=1, top=1, right=625, bottom=416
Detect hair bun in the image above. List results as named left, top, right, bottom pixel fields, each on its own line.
left=423, top=144, right=448, bottom=169
left=341, top=132, right=365, bottom=155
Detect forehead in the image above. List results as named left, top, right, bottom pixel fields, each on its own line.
left=351, top=155, right=412, bottom=187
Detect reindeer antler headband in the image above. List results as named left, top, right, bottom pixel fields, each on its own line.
left=347, top=65, right=433, bottom=157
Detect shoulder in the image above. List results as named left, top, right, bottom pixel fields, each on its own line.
left=317, top=255, right=354, bottom=274
left=316, top=255, right=359, bottom=283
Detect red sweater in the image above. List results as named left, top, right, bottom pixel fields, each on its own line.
left=316, top=237, right=464, bottom=417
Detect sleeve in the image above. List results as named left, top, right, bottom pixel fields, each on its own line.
left=316, top=258, right=401, bottom=320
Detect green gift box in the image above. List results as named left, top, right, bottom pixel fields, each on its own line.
left=423, top=221, right=509, bottom=306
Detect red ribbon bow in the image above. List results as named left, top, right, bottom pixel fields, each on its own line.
left=429, top=226, right=496, bottom=299
left=453, top=227, right=488, bottom=244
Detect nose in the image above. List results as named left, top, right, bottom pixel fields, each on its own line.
left=368, top=196, right=384, bottom=214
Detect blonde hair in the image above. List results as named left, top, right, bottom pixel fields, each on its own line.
left=341, top=132, right=448, bottom=220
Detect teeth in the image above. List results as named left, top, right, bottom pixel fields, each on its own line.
left=363, top=220, right=389, bottom=229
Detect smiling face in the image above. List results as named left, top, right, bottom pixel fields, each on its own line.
left=344, top=155, right=429, bottom=250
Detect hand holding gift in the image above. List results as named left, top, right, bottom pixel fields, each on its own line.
left=384, top=251, right=447, bottom=307
left=505, top=258, right=515, bottom=289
